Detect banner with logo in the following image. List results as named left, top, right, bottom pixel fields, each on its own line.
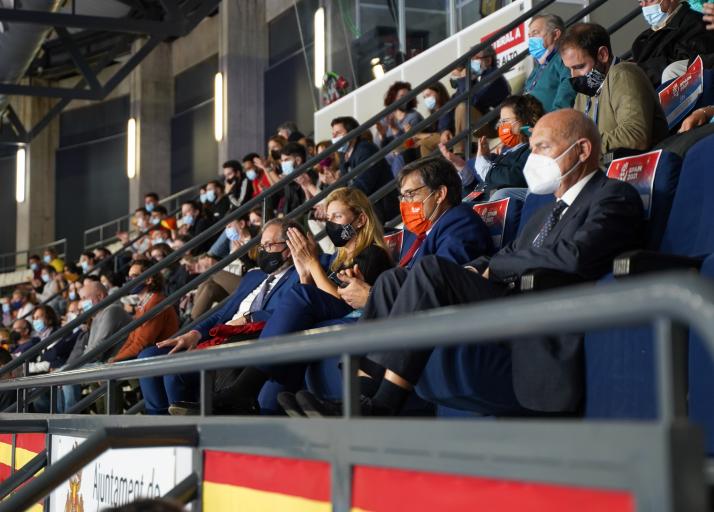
left=659, top=56, right=704, bottom=129
left=0, top=433, right=46, bottom=511
left=481, top=23, right=528, bottom=76
left=607, top=150, right=662, bottom=219
left=49, top=435, right=192, bottom=512
left=473, top=198, right=510, bottom=249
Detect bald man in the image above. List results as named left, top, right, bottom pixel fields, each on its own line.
left=289, top=110, right=645, bottom=419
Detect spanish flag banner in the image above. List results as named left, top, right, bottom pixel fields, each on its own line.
left=0, top=433, right=46, bottom=512
left=203, top=451, right=331, bottom=511
left=351, top=465, right=635, bottom=512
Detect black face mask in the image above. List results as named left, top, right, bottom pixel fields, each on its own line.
left=9, top=330, right=21, bottom=343
left=247, top=224, right=260, bottom=238
left=396, top=105, right=408, bottom=113
left=325, top=221, right=357, bottom=248
left=257, top=250, right=285, bottom=274
left=270, top=150, right=281, bottom=161
left=226, top=176, right=236, bottom=184
left=569, top=66, right=606, bottom=97
left=449, top=77, right=460, bottom=90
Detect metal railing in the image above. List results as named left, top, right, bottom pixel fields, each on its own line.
left=0, top=238, right=67, bottom=275
left=0, top=273, right=711, bottom=512
left=82, top=183, right=203, bottom=251
left=0, top=0, right=640, bottom=392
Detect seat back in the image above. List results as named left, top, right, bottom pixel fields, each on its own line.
left=659, top=134, right=714, bottom=256
left=472, top=197, right=523, bottom=250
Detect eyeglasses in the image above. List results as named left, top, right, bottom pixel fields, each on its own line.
left=259, top=241, right=287, bottom=252
left=398, top=185, right=428, bottom=202
left=496, top=117, right=518, bottom=128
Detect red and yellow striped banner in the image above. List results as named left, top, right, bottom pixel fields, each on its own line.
left=0, top=433, right=45, bottom=511
left=351, top=465, right=635, bottom=512
left=203, top=451, right=331, bottom=511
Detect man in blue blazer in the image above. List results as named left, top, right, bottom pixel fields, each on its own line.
left=336, top=156, right=493, bottom=310
left=138, top=218, right=303, bottom=414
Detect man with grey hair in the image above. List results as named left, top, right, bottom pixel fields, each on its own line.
left=524, top=13, right=576, bottom=111
left=289, top=109, right=646, bottom=418
left=445, top=44, right=511, bottom=153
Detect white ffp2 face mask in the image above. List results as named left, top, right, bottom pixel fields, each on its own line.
left=523, top=141, right=583, bottom=195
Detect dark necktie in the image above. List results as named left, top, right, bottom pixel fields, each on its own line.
left=532, top=200, right=568, bottom=248
left=249, top=275, right=276, bottom=313
left=399, top=233, right=427, bottom=267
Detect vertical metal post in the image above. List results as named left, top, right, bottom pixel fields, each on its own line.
left=331, top=462, right=353, bottom=512
left=465, top=56, right=473, bottom=160
left=341, top=353, right=361, bottom=418
left=261, top=197, right=268, bottom=225
left=49, top=386, right=56, bottom=414
left=10, top=434, right=15, bottom=475
left=655, top=318, right=688, bottom=423
left=398, top=0, right=406, bottom=58
left=106, top=380, right=122, bottom=415
left=200, top=370, right=214, bottom=416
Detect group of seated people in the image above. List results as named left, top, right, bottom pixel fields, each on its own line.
left=3, top=3, right=714, bottom=418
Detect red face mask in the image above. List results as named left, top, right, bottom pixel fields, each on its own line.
left=498, top=123, right=521, bottom=148
left=400, top=192, right=436, bottom=236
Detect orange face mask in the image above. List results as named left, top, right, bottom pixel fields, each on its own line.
left=400, top=192, right=436, bottom=236
left=498, top=123, right=521, bottom=148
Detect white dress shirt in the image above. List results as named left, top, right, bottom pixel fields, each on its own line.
left=231, top=268, right=289, bottom=321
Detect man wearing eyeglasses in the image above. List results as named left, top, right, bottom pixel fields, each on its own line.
left=631, top=0, right=714, bottom=86
left=156, top=218, right=302, bottom=355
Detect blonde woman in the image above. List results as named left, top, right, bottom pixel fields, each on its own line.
left=215, top=187, right=394, bottom=413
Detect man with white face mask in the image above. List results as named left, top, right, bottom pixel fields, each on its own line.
left=292, top=109, right=645, bottom=419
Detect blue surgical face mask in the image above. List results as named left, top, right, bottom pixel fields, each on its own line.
left=80, top=261, right=90, bottom=273
left=69, top=291, right=77, bottom=301
left=281, top=160, right=295, bottom=175
left=151, top=217, right=160, bottom=225
left=225, top=226, right=241, bottom=242
left=41, top=274, right=51, bottom=284
left=205, top=190, right=216, bottom=203
left=183, top=214, right=194, bottom=226
left=81, top=299, right=93, bottom=313
left=470, top=59, right=482, bottom=74
left=30, top=263, right=38, bottom=271
left=199, top=193, right=207, bottom=203
left=145, top=202, right=155, bottom=213
left=246, top=170, right=257, bottom=181
left=43, top=255, right=52, bottom=264
left=642, top=2, right=667, bottom=27
left=1, top=304, right=9, bottom=314
left=424, top=96, right=437, bottom=111
left=32, top=319, right=45, bottom=333
left=528, top=37, right=548, bottom=60
left=153, top=238, right=166, bottom=245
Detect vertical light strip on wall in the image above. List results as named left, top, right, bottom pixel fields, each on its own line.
left=314, top=7, right=325, bottom=88
left=214, top=72, right=224, bottom=142
left=15, top=147, right=26, bottom=203
left=127, top=118, right=137, bottom=179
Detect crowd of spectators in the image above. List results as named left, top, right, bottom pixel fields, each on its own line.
left=3, top=3, right=714, bottom=419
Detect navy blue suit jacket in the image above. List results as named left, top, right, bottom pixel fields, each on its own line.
left=193, top=266, right=300, bottom=340
left=400, top=204, right=494, bottom=269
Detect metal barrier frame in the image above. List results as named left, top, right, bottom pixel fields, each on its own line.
left=1, top=273, right=712, bottom=511
left=0, top=238, right=67, bottom=274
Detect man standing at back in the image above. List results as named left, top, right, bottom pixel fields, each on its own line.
left=560, top=23, right=669, bottom=155
left=524, top=14, right=576, bottom=112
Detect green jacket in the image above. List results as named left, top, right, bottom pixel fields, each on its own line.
left=524, top=51, right=577, bottom=112
left=574, top=62, right=669, bottom=153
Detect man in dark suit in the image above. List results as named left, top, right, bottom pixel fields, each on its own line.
left=332, top=116, right=400, bottom=223
left=292, top=109, right=645, bottom=417
left=139, top=218, right=303, bottom=415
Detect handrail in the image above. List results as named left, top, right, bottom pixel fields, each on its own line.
left=0, top=0, right=630, bottom=382
left=0, top=425, right=198, bottom=512
left=0, top=238, right=67, bottom=274
left=82, top=182, right=204, bottom=250
left=3, top=273, right=711, bottom=401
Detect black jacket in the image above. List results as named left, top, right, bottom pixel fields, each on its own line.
left=484, top=144, right=530, bottom=191
left=632, top=2, right=714, bottom=86
left=341, top=140, right=400, bottom=223
left=472, top=171, right=645, bottom=412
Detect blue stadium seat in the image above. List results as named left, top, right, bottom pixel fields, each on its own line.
left=517, top=193, right=554, bottom=234
left=584, top=137, right=712, bottom=445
